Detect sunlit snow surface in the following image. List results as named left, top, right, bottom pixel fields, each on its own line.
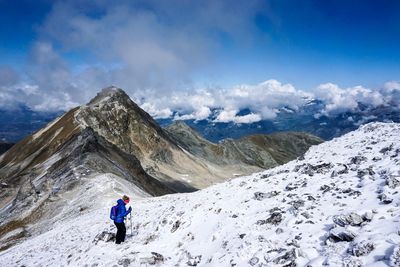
left=1, top=122, right=400, bottom=266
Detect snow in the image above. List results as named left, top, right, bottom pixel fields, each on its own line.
left=32, top=115, right=63, bottom=141
left=1, top=122, right=400, bottom=266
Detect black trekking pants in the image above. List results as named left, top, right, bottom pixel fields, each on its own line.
left=114, top=221, right=126, bottom=244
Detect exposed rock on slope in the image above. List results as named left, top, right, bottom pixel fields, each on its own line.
left=166, top=121, right=322, bottom=169
left=0, top=122, right=398, bottom=266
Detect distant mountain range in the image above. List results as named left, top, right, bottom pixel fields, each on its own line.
left=158, top=100, right=400, bottom=142
left=0, top=106, right=62, bottom=143
left=1, top=98, right=399, bottom=148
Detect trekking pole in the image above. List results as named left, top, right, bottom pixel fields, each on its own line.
left=130, top=212, right=133, bottom=237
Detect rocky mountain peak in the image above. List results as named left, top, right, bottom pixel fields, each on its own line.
left=87, top=86, right=132, bottom=107
left=75, top=86, right=176, bottom=159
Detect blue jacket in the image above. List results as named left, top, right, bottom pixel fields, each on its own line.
left=114, top=199, right=132, bottom=223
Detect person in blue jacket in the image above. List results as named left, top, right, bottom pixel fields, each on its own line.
left=113, top=195, right=132, bottom=244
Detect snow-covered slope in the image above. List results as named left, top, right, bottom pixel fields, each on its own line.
left=1, top=122, right=400, bottom=266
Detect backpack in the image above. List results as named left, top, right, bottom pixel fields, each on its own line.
left=110, top=205, right=118, bottom=220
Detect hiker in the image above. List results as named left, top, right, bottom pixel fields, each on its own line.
left=111, top=195, right=132, bottom=244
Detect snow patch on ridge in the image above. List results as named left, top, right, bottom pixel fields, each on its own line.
left=32, top=115, right=63, bottom=141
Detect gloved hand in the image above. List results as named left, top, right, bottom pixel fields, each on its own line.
left=128, top=206, right=132, bottom=212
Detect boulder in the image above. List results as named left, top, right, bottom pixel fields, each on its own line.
left=362, top=211, right=374, bottom=222
left=117, top=258, right=131, bottom=267
left=378, top=193, right=393, bottom=204
left=257, top=212, right=284, bottom=226
left=351, top=241, right=375, bottom=257
left=387, top=175, right=400, bottom=189
left=349, top=156, right=367, bottom=165
left=254, top=192, right=268, bottom=200
left=390, top=245, right=400, bottom=267
left=273, top=248, right=298, bottom=266
left=328, top=227, right=357, bottom=242
left=187, top=255, right=202, bottom=266
left=249, top=257, right=259, bottom=266
left=93, top=231, right=115, bottom=244
left=266, top=212, right=284, bottom=225
left=140, top=252, right=164, bottom=265
left=333, top=213, right=365, bottom=227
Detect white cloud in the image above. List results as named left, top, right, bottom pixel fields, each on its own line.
left=383, top=81, right=400, bottom=106
left=215, top=109, right=238, bottom=123
left=314, top=83, right=391, bottom=116
left=140, top=102, right=173, bottom=119
left=133, top=79, right=400, bottom=124
left=2, top=1, right=270, bottom=112
left=223, top=79, right=305, bottom=108
left=0, top=66, right=19, bottom=86
left=215, top=110, right=262, bottom=124
left=135, top=79, right=309, bottom=123
left=36, top=0, right=266, bottom=93
left=384, top=81, right=400, bottom=91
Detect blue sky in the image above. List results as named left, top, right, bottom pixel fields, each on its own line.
left=0, top=0, right=399, bottom=116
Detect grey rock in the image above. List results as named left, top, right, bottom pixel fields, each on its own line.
left=328, top=227, right=357, bottom=242
left=333, top=213, right=365, bottom=227
left=362, top=211, right=374, bottom=222
left=254, top=192, right=268, bottom=201
left=285, top=183, right=298, bottom=191
left=266, top=212, right=284, bottom=225
left=117, top=258, right=131, bottom=267
left=331, top=163, right=349, bottom=177
left=171, top=220, right=181, bottom=233
left=341, top=188, right=362, bottom=197
left=380, top=143, right=394, bottom=154
left=273, top=248, right=297, bottom=266
left=351, top=241, right=375, bottom=257
left=378, top=193, right=393, bottom=204
left=313, top=163, right=334, bottom=174
left=140, top=252, right=164, bottom=265
left=320, top=185, right=331, bottom=193
left=342, top=257, right=363, bottom=267
left=187, top=255, right=202, bottom=266
left=372, top=157, right=382, bottom=162
left=249, top=257, right=259, bottom=266
left=93, top=231, right=115, bottom=244
left=357, top=166, right=375, bottom=178
left=337, top=164, right=349, bottom=174
left=301, top=212, right=311, bottom=219
left=266, top=190, right=281, bottom=198
left=387, top=175, right=400, bottom=189
left=306, top=195, right=316, bottom=201
left=390, top=245, right=400, bottom=266
left=257, top=212, right=284, bottom=226
left=289, top=199, right=305, bottom=210
left=349, top=156, right=367, bottom=165
left=150, top=252, right=164, bottom=263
